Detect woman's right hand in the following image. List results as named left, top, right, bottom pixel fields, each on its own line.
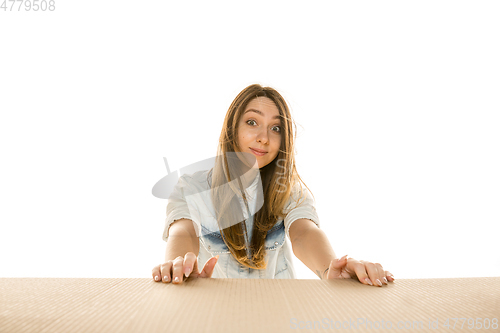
left=152, top=252, right=219, bottom=284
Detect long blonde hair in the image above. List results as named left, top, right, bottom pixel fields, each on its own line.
left=208, top=84, right=313, bottom=269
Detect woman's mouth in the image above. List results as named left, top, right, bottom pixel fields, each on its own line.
left=250, top=148, right=267, bottom=156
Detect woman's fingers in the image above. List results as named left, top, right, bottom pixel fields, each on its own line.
left=324, top=255, right=348, bottom=279
left=371, top=262, right=387, bottom=286
left=322, top=256, right=394, bottom=287
left=349, top=260, right=375, bottom=286
left=377, top=264, right=388, bottom=285
left=199, top=255, right=219, bottom=278
left=356, top=261, right=383, bottom=287
left=171, top=256, right=185, bottom=284
left=152, top=265, right=161, bottom=282
left=183, top=252, right=198, bottom=278
left=153, top=252, right=217, bottom=285
left=160, top=261, right=173, bottom=283
left=351, top=261, right=392, bottom=287
left=340, top=256, right=352, bottom=279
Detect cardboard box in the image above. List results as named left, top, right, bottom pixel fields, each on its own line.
left=1, top=277, right=499, bottom=332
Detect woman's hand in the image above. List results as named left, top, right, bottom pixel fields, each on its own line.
left=152, top=252, right=219, bottom=284
left=325, top=255, right=395, bottom=287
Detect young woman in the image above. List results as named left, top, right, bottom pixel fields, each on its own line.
left=152, top=84, right=394, bottom=286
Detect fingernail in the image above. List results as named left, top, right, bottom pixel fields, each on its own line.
left=383, top=277, right=388, bottom=284
left=376, top=279, right=382, bottom=286
left=174, top=277, right=179, bottom=283
left=163, top=276, right=168, bottom=282
left=215, top=255, right=219, bottom=260
left=154, top=275, right=159, bottom=281
left=184, top=268, right=191, bottom=278
left=365, top=278, right=373, bottom=286
left=390, top=275, right=395, bottom=280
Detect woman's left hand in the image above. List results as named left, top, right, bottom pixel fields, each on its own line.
left=325, top=255, right=395, bottom=287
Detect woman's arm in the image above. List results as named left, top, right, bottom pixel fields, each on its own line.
left=164, top=218, right=200, bottom=261
left=289, top=219, right=337, bottom=279
left=289, top=219, right=394, bottom=286
left=152, top=219, right=219, bottom=284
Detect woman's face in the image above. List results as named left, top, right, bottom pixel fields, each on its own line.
left=236, top=96, right=282, bottom=169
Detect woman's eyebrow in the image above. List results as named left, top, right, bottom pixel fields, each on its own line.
left=244, top=109, right=281, bottom=120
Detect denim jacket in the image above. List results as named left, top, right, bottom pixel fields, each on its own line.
left=163, top=169, right=320, bottom=279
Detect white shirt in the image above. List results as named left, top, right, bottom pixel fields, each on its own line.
left=163, top=169, right=320, bottom=279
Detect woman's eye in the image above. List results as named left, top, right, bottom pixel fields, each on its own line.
left=246, top=120, right=281, bottom=133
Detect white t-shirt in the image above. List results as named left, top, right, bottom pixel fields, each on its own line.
left=163, top=169, right=320, bottom=279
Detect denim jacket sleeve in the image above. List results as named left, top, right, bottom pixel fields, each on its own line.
left=162, top=174, right=202, bottom=241
left=283, top=182, right=321, bottom=240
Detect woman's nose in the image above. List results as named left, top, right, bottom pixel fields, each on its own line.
left=257, top=129, right=269, bottom=144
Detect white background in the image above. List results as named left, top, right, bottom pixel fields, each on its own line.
left=1, top=1, right=499, bottom=280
